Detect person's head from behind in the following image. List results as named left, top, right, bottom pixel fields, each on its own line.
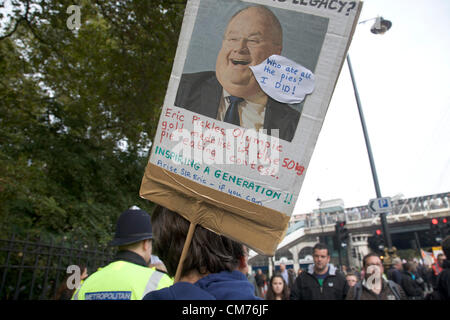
left=312, top=243, right=330, bottom=273
left=403, top=261, right=416, bottom=274
left=442, top=235, right=450, bottom=260
left=392, top=257, right=402, bottom=270
left=110, top=207, right=154, bottom=264
left=150, top=205, right=245, bottom=279
left=266, top=275, right=289, bottom=300
left=216, top=5, right=283, bottom=100
left=118, top=240, right=153, bottom=265
left=345, top=273, right=358, bottom=287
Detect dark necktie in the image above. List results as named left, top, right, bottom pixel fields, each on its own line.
left=224, top=96, right=243, bottom=125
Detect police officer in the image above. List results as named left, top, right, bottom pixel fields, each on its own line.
left=72, top=206, right=173, bottom=300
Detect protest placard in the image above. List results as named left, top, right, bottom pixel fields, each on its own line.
left=140, top=0, right=362, bottom=255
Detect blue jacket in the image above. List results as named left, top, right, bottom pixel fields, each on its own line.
left=142, top=270, right=261, bottom=300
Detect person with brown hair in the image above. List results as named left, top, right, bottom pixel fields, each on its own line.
left=53, top=265, right=88, bottom=300
left=290, top=243, right=348, bottom=300
left=142, top=205, right=260, bottom=300
left=346, top=253, right=406, bottom=300
left=345, top=272, right=359, bottom=288
left=265, top=275, right=290, bottom=300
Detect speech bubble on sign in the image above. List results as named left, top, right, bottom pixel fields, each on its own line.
left=250, top=55, right=315, bottom=104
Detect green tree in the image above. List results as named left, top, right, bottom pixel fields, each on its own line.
left=0, top=0, right=185, bottom=244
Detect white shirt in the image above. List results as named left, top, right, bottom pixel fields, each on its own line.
left=217, top=90, right=266, bottom=129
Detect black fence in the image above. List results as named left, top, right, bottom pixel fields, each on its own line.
left=0, top=234, right=115, bottom=300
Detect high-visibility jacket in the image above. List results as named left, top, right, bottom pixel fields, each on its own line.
left=72, top=260, right=173, bottom=300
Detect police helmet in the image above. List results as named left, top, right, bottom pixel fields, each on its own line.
left=109, top=206, right=153, bottom=246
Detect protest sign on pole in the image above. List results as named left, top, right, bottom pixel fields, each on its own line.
left=421, top=249, right=435, bottom=266
left=140, top=0, right=362, bottom=255
left=432, top=246, right=443, bottom=260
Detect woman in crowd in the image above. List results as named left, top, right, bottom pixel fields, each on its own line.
left=265, top=275, right=290, bottom=300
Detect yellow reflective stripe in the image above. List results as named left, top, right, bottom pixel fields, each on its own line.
left=71, top=280, right=85, bottom=300
left=72, top=263, right=172, bottom=300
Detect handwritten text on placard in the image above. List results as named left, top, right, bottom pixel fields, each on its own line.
left=250, top=55, right=315, bottom=104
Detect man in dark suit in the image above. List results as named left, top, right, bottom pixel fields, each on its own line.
left=175, top=5, right=301, bottom=142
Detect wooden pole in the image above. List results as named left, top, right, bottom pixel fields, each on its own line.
left=174, top=222, right=197, bottom=282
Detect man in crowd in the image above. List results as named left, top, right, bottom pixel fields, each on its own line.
left=433, top=236, right=450, bottom=300
left=401, top=261, right=424, bottom=299
left=254, top=268, right=265, bottom=298
left=432, top=253, right=446, bottom=288
left=417, top=260, right=434, bottom=294
left=72, top=207, right=173, bottom=300
left=290, top=243, right=348, bottom=300
left=346, top=253, right=406, bottom=300
left=387, top=257, right=403, bottom=285
left=278, top=263, right=290, bottom=287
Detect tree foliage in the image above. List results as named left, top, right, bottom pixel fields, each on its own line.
left=0, top=0, right=185, bottom=244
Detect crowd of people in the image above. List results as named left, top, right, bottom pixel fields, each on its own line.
left=53, top=205, right=450, bottom=301
left=252, top=243, right=449, bottom=300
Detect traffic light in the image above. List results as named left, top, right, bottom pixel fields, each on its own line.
left=442, top=217, right=450, bottom=237
left=429, top=217, right=449, bottom=243
left=368, top=229, right=385, bottom=254
left=335, top=221, right=349, bottom=247
left=429, top=219, right=440, bottom=243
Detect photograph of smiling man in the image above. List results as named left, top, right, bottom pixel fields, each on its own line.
left=175, top=1, right=328, bottom=142
left=141, top=0, right=361, bottom=255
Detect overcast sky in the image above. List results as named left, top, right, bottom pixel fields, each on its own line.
left=293, top=0, right=450, bottom=214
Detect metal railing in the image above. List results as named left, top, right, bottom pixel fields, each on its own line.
left=0, top=234, right=114, bottom=300
left=300, top=192, right=449, bottom=229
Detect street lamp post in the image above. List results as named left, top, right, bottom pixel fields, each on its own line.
left=347, top=17, right=394, bottom=252
left=316, top=198, right=324, bottom=234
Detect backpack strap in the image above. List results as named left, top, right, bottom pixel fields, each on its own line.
left=387, top=280, right=401, bottom=300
